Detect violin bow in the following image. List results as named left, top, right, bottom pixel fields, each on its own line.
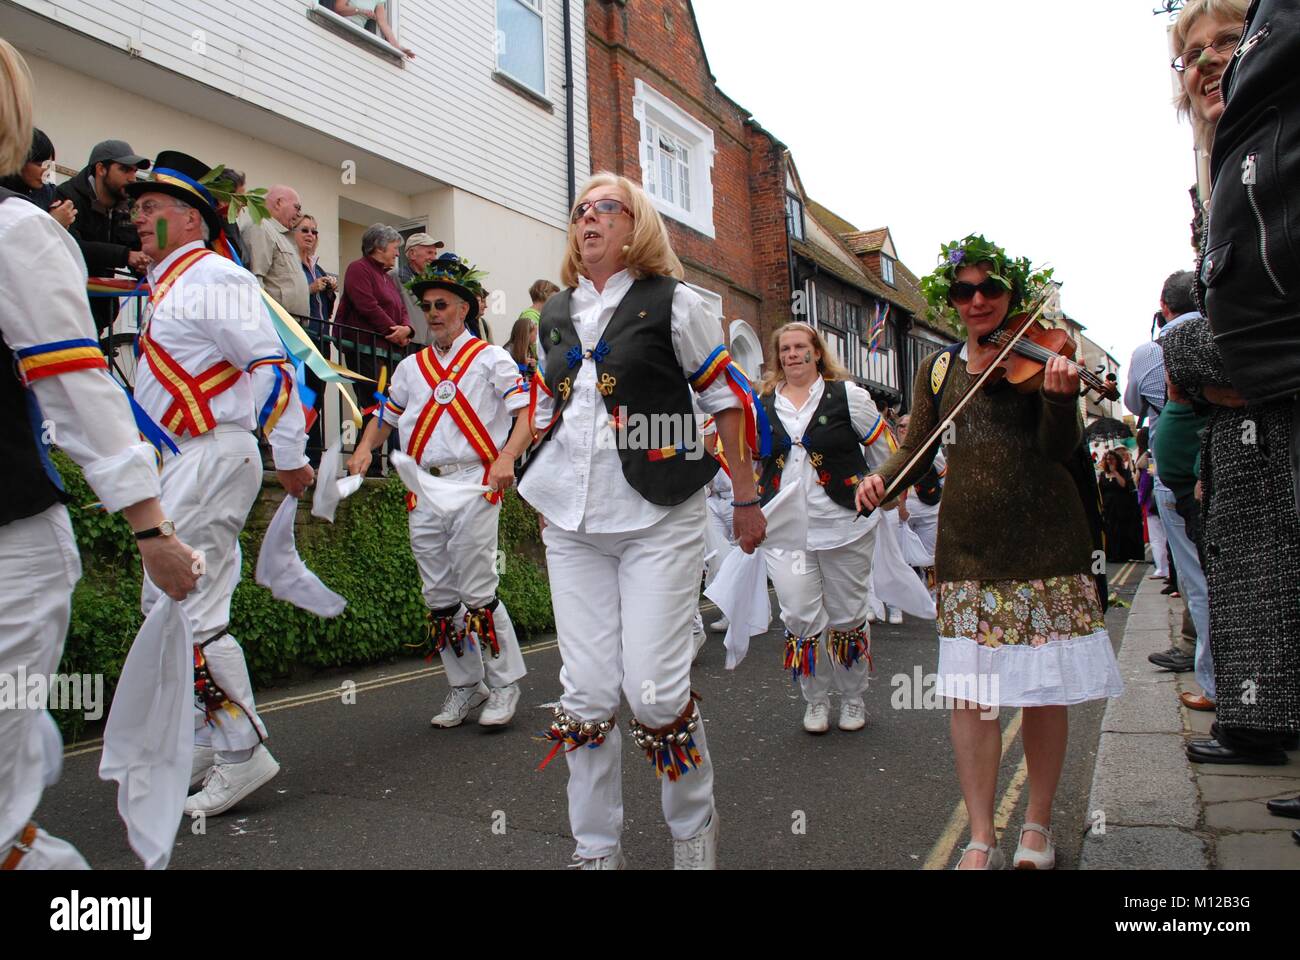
left=858, top=286, right=1056, bottom=518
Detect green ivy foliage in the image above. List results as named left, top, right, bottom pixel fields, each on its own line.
left=49, top=451, right=553, bottom=739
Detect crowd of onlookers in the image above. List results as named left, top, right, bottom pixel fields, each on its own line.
left=1, top=125, right=558, bottom=469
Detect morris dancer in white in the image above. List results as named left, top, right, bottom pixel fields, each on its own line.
left=0, top=44, right=198, bottom=868
left=755, top=323, right=895, bottom=733
left=348, top=255, right=528, bottom=728
left=126, top=150, right=313, bottom=817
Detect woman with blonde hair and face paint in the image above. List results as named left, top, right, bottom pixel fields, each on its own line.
left=756, top=322, right=897, bottom=734
left=497, top=172, right=767, bottom=869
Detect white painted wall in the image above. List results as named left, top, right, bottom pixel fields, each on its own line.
left=12, top=0, right=590, bottom=230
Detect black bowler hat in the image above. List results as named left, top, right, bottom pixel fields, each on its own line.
left=124, top=150, right=228, bottom=238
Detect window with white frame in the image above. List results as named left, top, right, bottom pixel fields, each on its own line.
left=633, top=79, right=716, bottom=238
left=786, top=192, right=804, bottom=241
left=496, top=0, right=546, bottom=96
left=880, top=254, right=896, bottom=286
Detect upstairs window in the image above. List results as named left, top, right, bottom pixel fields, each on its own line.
left=633, top=79, right=716, bottom=238
left=496, top=0, right=547, bottom=96
left=786, top=192, right=805, bottom=241
left=880, top=254, right=896, bottom=286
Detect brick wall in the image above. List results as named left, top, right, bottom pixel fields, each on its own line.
left=587, top=0, right=791, bottom=360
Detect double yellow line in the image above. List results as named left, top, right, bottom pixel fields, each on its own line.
left=921, top=560, right=1139, bottom=869
left=62, top=640, right=560, bottom=760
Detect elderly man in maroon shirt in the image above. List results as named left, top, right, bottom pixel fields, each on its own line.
left=337, top=223, right=414, bottom=472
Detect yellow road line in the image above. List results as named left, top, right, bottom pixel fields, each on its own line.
left=922, top=707, right=1024, bottom=870
left=62, top=640, right=561, bottom=759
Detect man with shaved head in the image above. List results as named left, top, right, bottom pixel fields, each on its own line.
left=247, top=183, right=310, bottom=321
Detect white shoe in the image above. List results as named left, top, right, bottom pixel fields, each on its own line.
left=5, top=825, right=89, bottom=870
left=430, top=683, right=489, bottom=728
left=478, top=683, right=521, bottom=726
left=838, top=697, right=866, bottom=731
left=673, top=809, right=719, bottom=870
left=191, top=744, right=216, bottom=788
left=955, top=839, right=1005, bottom=870
left=887, top=607, right=904, bottom=625
left=568, top=847, right=626, bottom=869
left=184, top=744, right=280, bottom=817
left=803, top=700, right=830, bottom=734
left=1013, top=822, right=1056, bottom=870
left=709, top=617, right=729, bottom=633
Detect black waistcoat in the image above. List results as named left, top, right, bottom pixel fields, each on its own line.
left=757, top=379, right=866, bottom=511
left=0, top=189, right=67, bottom=526
left=523, top=276, right=717, bottom=506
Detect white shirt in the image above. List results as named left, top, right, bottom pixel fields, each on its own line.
left=519, top=271, right=740, bottom=533
left=381, top=328, right=528, bottom=471
left=134, top=241, right=308, bottom=470
left=772, top=376, right=893, bottom=550
left=906, top=448, right=945, bottom=524
left=0, top=197, right=159, bottom=512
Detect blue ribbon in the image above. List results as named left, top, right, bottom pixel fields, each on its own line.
left=152, top=166, right=218, bottom=208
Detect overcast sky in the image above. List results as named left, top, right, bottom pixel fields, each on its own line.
left=692, top=0, right=1199, bottom=390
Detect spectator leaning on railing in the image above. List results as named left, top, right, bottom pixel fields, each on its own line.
left=247, top=184, right=310, bottom=322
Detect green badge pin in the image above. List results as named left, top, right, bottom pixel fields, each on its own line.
left=818, top=415, right=828, bottom=425
left=549, top=329, right=561, bottom=344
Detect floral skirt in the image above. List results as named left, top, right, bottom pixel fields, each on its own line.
left=935, top=574, right=1123, bottom=708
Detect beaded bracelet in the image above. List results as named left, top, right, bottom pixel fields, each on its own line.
left=731, top=497, right=761, bottom=508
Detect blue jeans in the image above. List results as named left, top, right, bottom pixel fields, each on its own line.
left=1153, top=479, right=1215, bottom=700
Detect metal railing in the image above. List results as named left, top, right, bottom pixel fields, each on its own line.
left=93, top=280, right=420, bottom=473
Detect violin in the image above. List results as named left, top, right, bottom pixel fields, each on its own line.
left=967, top=312, right=1120, bottom=402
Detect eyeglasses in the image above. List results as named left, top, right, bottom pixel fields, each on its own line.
left=129, top=199, right=185, bottom=218
left=1172, top=31, right=1242, bottom=72
left=298, top=227, right=319, bottom=235
left=571, top=198, right=633, bottom=222
left=420, top=299, right=451, bottom=313
left=949, top=278, right=1010, bottom=304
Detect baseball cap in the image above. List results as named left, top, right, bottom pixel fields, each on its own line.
left=405, top=232, right=445, bottom=251
left=88, top=139, right=151, bottom=170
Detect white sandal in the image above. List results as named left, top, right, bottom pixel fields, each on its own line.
left=1013, top=822, right=1056, bottom=870
left=955, top=839, right=1005, bottom=870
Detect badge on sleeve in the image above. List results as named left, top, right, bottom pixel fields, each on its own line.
left=434, top=380, right=458, bottom=405
left=549, top=328, right=561, bottom=345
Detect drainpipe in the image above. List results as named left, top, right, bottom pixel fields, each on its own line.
left=563, top=0, right=576, bottom=210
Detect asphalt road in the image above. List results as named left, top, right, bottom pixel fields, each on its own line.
left=38, top=562, right=1144, bottom=870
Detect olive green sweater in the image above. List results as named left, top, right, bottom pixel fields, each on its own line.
left=877, top=351, right=1093, bottom=582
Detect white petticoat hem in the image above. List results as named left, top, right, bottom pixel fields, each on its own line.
left=935, top=629, right=1124, bottom=707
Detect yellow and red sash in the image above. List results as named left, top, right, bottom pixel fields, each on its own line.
left=138, top=248, right=241, bottom=438
left=406, top=338, right=502, bottom=504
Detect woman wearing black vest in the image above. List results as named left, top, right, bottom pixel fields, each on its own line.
left=0, top=40, right=198, bottom=869
left=857, top=235, right=1123, bottom=869
left=507, top=173, right=765, bottom=869
left=757, top=322, right=896, bottom=734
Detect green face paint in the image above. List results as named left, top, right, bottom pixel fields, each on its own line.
left=804, top=351, right=813, bottom=364
left=156, top=218, right=168, bottom=250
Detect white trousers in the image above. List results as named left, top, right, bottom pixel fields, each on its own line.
left=766, top=527, right=876, bottom=704
left=542, top=495, right=714, bottom=858
left=407, top=480, right=525, bottom=690
left=1147, top=509, right=1170, bottom=577
left=141, top=426, right=266, bottom=753
left=0, top=505, right=88, bottom=867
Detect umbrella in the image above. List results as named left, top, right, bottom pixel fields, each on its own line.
left=1085, top=416, right=1132, bottom=440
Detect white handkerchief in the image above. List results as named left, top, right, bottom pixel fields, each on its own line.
left=99, top=597, right=193, bottom=870
left=704, top=482, right=807, bottom=670
left=310, top=439, right=364, bottom=523
left=255, top=496, right=347, bottom=617
left=872, top=510, right=937, bottom=619
left=390, top=451, right=492, bottom=517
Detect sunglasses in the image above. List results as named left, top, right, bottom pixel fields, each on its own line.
left=571, top=198, right=632, bottom=222
left=298, top=227, right=319, bottom=235
left=949, top=278, right=1010, bottom=304
left=420, top=299, right=452, bottom=313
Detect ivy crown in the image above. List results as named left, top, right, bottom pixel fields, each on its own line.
left=919, top=233, right=1053, bottom=315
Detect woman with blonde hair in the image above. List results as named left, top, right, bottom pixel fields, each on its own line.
left=0, top=38, right=199, bottom=868
left=756, top=322, right=897, bottom=733
left=500, top=172, right=766, bottom=868
left=1169, top=0, right=1250, bottom=152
